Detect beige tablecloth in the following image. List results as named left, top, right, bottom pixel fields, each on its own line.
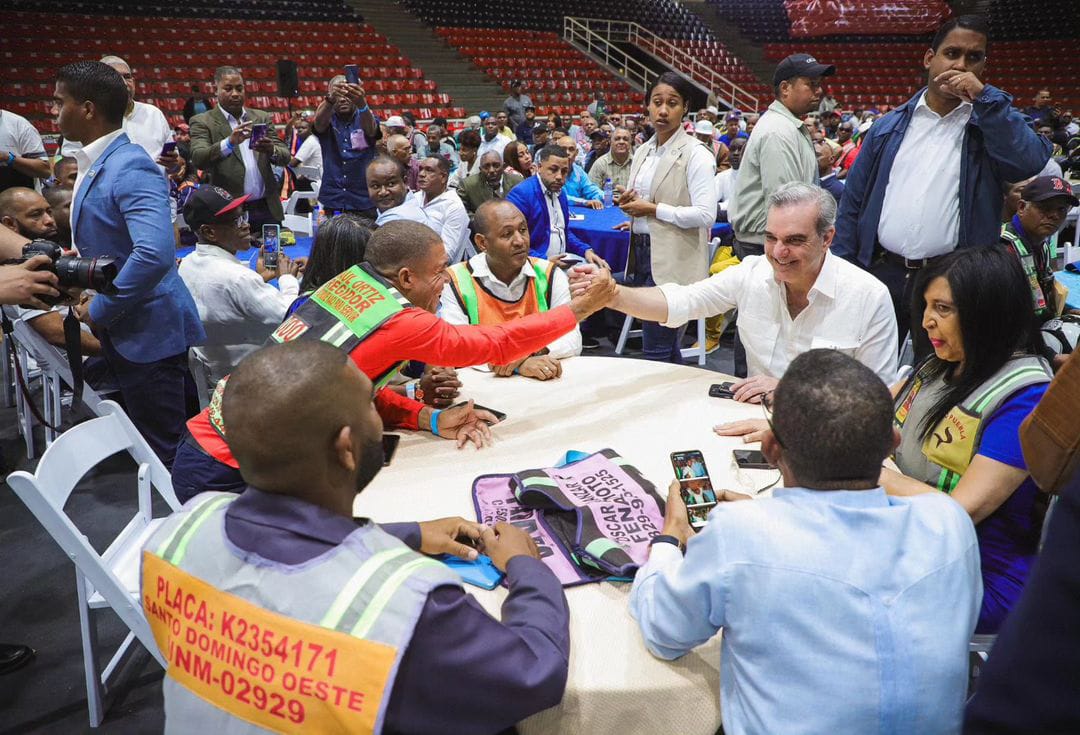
left=354, top=355, right=776, bottom=735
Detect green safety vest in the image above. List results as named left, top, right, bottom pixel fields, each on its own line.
left=893, top=355, right=1051, bottom=493
left=143, top=492, right=460, bottom=735
left=271, top=263, right=412, bottom=391
left=446, top=258, right=552, bottom=326
left=1000, top=222, right=1053, bottom=318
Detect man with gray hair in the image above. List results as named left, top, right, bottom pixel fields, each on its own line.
left=573, top=182, right=896, bottom=397
left=312, top=73, right=380, bottom=218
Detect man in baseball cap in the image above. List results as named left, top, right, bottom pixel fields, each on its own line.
left=179, top=185, right=302, bottom=383
left=772, top=53, right=836, bottom=89
left=1001, top=175, right=1078, bottom=319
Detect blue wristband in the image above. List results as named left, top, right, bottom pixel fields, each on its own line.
left=429, top=409, right=442, bottom=435
left=5, top=152, right=14, bottom=167
left=357, top=105, right=370, bottom=114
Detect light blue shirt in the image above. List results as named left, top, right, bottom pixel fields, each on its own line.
left=630, top=487, right=981, bottom=735
left=564, top=162, right=603, bottom=205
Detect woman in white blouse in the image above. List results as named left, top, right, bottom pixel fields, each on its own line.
left=618, top=72, right=716, bottom=362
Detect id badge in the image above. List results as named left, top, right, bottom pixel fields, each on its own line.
left=350, top=128, right=368, bottom=151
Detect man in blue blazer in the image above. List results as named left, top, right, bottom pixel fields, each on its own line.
left=55, top=61, right=204, bottom=466
left=506, top=144, right=608, bottom=269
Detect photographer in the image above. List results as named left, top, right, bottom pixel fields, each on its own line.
left=53, top=61, right=204, bottom=467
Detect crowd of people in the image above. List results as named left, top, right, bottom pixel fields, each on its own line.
left=2, top=11, right=1080, bottom=734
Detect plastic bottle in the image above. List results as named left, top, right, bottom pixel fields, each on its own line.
left=603, top=178, right=613, bottom=208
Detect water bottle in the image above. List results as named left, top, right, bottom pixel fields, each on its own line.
left=603, top=178, right=613, bottom=208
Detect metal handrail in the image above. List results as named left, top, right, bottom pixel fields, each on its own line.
left=564, top=17, right=759, bottom=111
left=563, top=16, right=657, bottom=93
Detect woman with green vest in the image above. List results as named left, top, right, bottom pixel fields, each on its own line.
left=881, top=247, right=1052, bottom=633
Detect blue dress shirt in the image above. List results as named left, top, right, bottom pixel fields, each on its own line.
left=316, top=109, right=381, bottom=212
left=563, top=162, right=603, bottom=205
left=630, top=486, right=981, bottom=735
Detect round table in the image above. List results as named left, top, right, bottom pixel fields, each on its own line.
left=568, top=205, right=733, bottom=275
left=354, top=356, right=778, bottom=735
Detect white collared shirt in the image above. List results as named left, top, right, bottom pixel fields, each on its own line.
left=375, top=196, right=433, bottom=228
left=714, top=167, right=738, bottom=214
left=658, top=251, right=898, bottom=383
left=541, top=182, right=567, bottom=259
left=71, top=128, right=125, bottom=243
left=178, top=243, right=299, bottom=383
left=294, top=134, right=323, bottom=185
left=877, top=93, right=972, bottom=258
left=410, top=188, right=471, bottom=262
left=628, top=134, right=716, bottom=234
left=439, top=252, right=581, bottom=358
left=477, top=135, right=509, bottom=161
left=218, top=107, right=265, bottom=200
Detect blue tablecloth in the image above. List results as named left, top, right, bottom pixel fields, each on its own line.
left=1056, top=269, right=1080, bottom=310
left=567, top=205, right=731, bottom=274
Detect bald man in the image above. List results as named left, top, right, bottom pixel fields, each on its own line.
left=171, top=220, right=616, bottom=502
left=555, top=134, right=604, bottom=209
left=386, top=133, right=420, bottom=191
left=144, top=340, right=570, bottom=733
left=62, top=55, right=175, bottom=173
left=0, top=187, right=102, bottom=355
left=441, top=200, right=581, bottom=378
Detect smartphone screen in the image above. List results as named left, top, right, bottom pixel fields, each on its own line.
left=344, top=64, right=361, bottom=86
left=670, top=450, right=718, bottom=529
left=382, top=433, right=400, bottom=466
left=250, top=123, right=268, bottom=145
left=160, top=141, right=177, bottom=156
left=262, top=225, right=280, bottom=269
left=733, top=449, right=773, bottom=470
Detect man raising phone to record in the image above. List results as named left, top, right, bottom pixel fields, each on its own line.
left=171, top=220, right=617, bottom=503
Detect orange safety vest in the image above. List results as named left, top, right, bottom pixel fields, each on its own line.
left=445, top=257, right=554, bottom=326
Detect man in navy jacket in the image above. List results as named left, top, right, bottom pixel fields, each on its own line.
left=507, top=144, right=608, bottom=268
left=55, top=61, right=204, bottom=466
left=833, top=15, right=1050, bottom=344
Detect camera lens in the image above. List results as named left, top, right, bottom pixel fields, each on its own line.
left=54, top=256, right=120, bottom=294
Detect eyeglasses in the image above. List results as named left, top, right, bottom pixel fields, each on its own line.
left=761, top=392, right=784, bottom=448
left=213, top=210, right=248, bottom=228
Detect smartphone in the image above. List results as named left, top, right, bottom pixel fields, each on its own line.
left=344, top=64, right=361, bottom=86
left=160, top=141, right=177, bottom=156
left=382, top=433, right=400, bottom=466
left=670, top=450, right=718, bottom=530
left=449, top=401, right=507, bottom=423
left=438, top=554, right=505, bottom=589
left=261, top=224, right=280, bottom=269
left=709, top=382, right=735, bottom=399
left=733, top=449, right=774, bottom=470
left=249, top=123, right=268, bottom=145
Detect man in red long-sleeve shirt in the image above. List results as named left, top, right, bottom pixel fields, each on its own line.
left=171, top=219, right=615, bottom=503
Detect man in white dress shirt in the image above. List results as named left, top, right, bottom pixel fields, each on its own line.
left=580, top=182, right=897, bottom=399
left=368, top=155, right=432, bottom=228
left=62, top=56, right=175, bottom=170
left=477, top=113, right=509, bottom=161
left=178, top=187, right=301, bottom=386
left=410, top=156, right=470, bottom=262
left=440, top=200, right=580, bottom=380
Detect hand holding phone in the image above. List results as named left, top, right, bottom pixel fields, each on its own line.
left=670, top=450, right=718, bottom=530
left=160, top=141, right=177, bottom=156
left=344, top=64, right=361, bottom=86
left=249, top=123, right=268, bottom=147
left=709, top=382, right=735, bottom=399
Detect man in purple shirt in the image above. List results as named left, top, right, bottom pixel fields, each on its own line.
left=147, top=340, right=570, bottom=732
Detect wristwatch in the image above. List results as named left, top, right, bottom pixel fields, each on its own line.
left=650, top=534, right=684, bottom=553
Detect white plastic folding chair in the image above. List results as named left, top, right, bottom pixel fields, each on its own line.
left=616, top=237, right=721, bottom=367
left=283, top=180, right=320, bottom=237
left=7, top=400, right=181, bottom=727
left=3, top=305, right=110, bottom=457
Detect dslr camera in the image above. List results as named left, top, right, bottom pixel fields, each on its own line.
left=3, top=240, right=119, bottom=305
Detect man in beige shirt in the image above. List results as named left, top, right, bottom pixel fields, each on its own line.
left=588, top=127, right=634, bottom=193
left=729, top=53, right=835, bottom=259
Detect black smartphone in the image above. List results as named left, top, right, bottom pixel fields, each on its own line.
left=670, top=450, right=718, bottom=530
left=249, top=123, right=268, bottom=145
left=449, top=400, right=506, bottom=423
left=733, top=449, right=774, bottom=470
left=709, top=382, right=735, bottom=399
left=344, top=64, right=361, bottom=86
left=160, top=141, right=177, bottom=156
left=262, top=224, right=280, bottom=269
left=382, top=433, right=400, bottom=466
